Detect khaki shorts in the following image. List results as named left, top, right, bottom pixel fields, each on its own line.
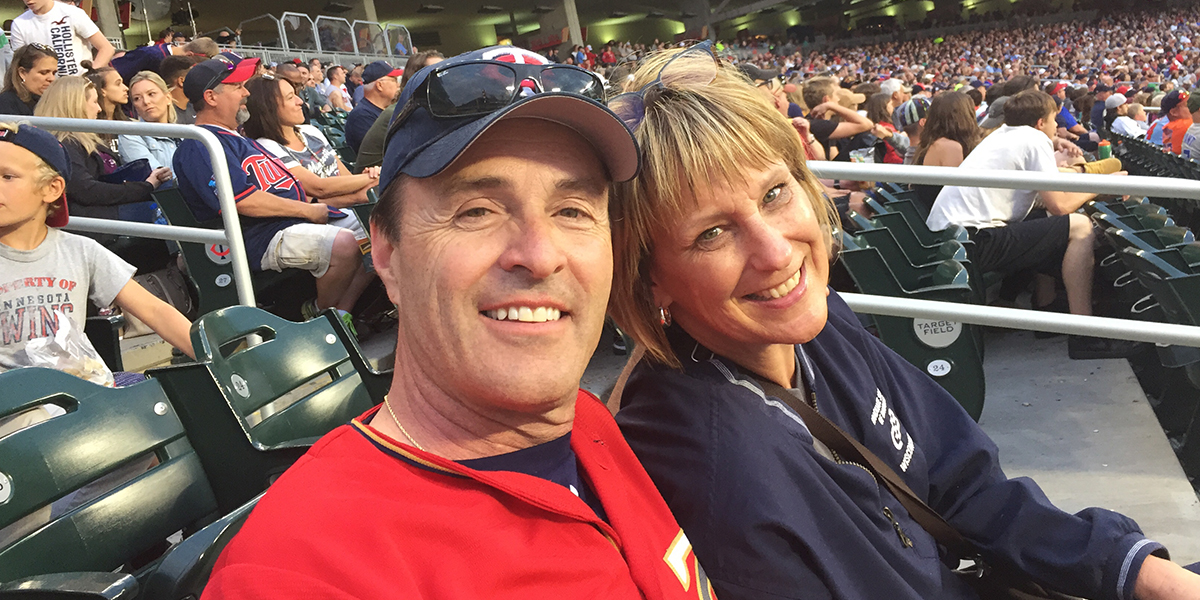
left=260, top=223, right=342, bottom=278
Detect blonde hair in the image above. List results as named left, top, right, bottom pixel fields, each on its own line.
left=129, top=71, right=177, bottom=124
left=34, top=76, right=103, bottom=155
left=609, top=46, right=837, bottom=368
left=0, top=122, right=66, bottom=221
left=1128, top=103, right=1145, bottom=119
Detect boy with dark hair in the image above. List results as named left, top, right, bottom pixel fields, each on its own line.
left=159, top=54, right=205, bottom=124
left=927, top=90, right=1134, bottom=360
left=0, top=122, right=194, bottom=372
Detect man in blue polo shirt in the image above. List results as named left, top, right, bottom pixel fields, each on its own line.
left=172, top=55, right=374, bottom=315
left=344, top=60, right=401, bottom=152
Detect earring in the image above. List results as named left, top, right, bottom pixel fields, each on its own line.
left=658, top=306, right=672, bottom=327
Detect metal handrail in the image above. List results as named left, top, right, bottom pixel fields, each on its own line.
left=807, top=162, right=1200, bottom=200
left=814, top=162, right=1200, bottom=346
left=13, top=117, right=256, bottom=308
left=841, top=294, right=1200, bottom=347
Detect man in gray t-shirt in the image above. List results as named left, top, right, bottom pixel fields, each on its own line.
left=0, top=228, right=135, bottom=371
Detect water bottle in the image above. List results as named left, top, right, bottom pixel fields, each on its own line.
left=1098, top=140, right=1112, bottom=159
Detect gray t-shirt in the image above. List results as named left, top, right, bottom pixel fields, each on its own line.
left=257, top=125, right=340, bottom=180
left=0, top=228, right=135, bottom=371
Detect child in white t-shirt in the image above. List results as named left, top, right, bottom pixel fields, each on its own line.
left=10, top=0, right=114, bottom=76
left=0, top=122, right=193, bottom=372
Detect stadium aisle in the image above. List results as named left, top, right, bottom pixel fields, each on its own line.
left=980, top=329, right=1200, bottom=564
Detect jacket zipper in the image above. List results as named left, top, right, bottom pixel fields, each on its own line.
left=883, top=506, right=915, bottom=548
left=808, top=390, right=878, bottom=484
left=809, top=389, right=912, bottom=550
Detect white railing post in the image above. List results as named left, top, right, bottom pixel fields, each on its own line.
left=10, top=117, right=257, bottom=308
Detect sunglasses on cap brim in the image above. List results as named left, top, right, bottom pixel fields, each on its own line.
left=201, top=56, right=238, bottom=93
left=386, top=60, right=605, bottom=143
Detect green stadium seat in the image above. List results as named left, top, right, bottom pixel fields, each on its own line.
left=139, top=494, right=260, bottom=600
left=84, top=315, right=125, bottom=373
left=1121, top=247, right=1200, bottom=477
left=147, top=306, right=388, bottom=512
left=153, top=188, right=315, bottom=318
left=1090, top=209, right=1176, bottom=233
left=0, top=370, right=218, bottom=595
left=839, top=232, right=987, bottom=420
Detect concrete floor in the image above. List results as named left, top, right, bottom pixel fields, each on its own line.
left=978, top=330, right=1200, bottom=564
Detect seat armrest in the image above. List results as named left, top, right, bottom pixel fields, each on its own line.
left=0, top=572, right=138, bottom=599
left=255, top=436, right=323, bottom=452
left=85, top=315, right=126, bottom=372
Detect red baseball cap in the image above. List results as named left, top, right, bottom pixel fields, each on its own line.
left=1051, top=81, right=1069, bottom=94
left=183, top=53, right=261, bottom=105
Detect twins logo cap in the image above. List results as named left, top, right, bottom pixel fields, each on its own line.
left=183, top=53, right=261, bottom=106
left=378, top=46, right=638, bottom=193
left=0, top=124, right=72, bottom=227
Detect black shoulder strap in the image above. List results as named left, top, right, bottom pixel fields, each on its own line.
left=748, top=372, right=975, bottom=559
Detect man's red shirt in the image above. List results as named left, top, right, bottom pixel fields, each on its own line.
left=202, top=391, right=714, bottom=600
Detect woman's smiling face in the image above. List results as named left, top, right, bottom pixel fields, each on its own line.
left=648, top=160, right=830, bottom=358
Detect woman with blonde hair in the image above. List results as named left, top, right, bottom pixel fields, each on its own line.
left=0, top=44, right=58, bottom=116
left=118, top=71, right=179, bottom=171
left=608, top=42, right=1200, bottom=600
left=35, top=76, right=173, bottom=268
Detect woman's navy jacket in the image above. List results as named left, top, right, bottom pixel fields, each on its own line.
left=617, top=291, right=1165, bottom=600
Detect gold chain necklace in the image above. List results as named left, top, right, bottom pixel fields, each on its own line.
left=383, top=395, right=425, bottom=452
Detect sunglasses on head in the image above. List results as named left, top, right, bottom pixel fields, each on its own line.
left=201, top=56, right=237, bottom=92
left=608, top=41, right=718, bottom=131
left=385, top=59, right=604, bottom=144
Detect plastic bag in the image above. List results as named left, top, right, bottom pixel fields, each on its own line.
left=19, top=310, right=114, bottom=387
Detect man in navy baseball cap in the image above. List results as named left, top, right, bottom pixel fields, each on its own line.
left=344, top=60, right=405, bottom=151
left=199, top=47, right=716, bottom=600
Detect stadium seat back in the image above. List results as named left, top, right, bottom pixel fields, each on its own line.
left=839, top=233, right=985, bottom=420
left=154, top=188, right=315, bottom=318
left=188, top=306, right=374, bottom=445
left=140, top=494, right=261, bottom=600
left=0, top=370, right=217, bottom=583
left=148, top=307, right=385, bottom=512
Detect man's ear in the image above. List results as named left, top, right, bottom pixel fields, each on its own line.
left=202, top=87, right=219, bottom=109
left=370, top=219, right=402, bottom=307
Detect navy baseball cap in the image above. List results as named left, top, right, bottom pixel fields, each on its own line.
left=378, top=46, right=638, bottom=192
left=183, top=53, right=260, bottom=105
left=1161, top=90, right=1188, bottom=114
left=0, top=123, right=72, bottom=226
left=363, top=60, right=403, bottom=84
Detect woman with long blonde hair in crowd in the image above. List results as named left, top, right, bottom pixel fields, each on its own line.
left=118, top=71, right=179, bottom=172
